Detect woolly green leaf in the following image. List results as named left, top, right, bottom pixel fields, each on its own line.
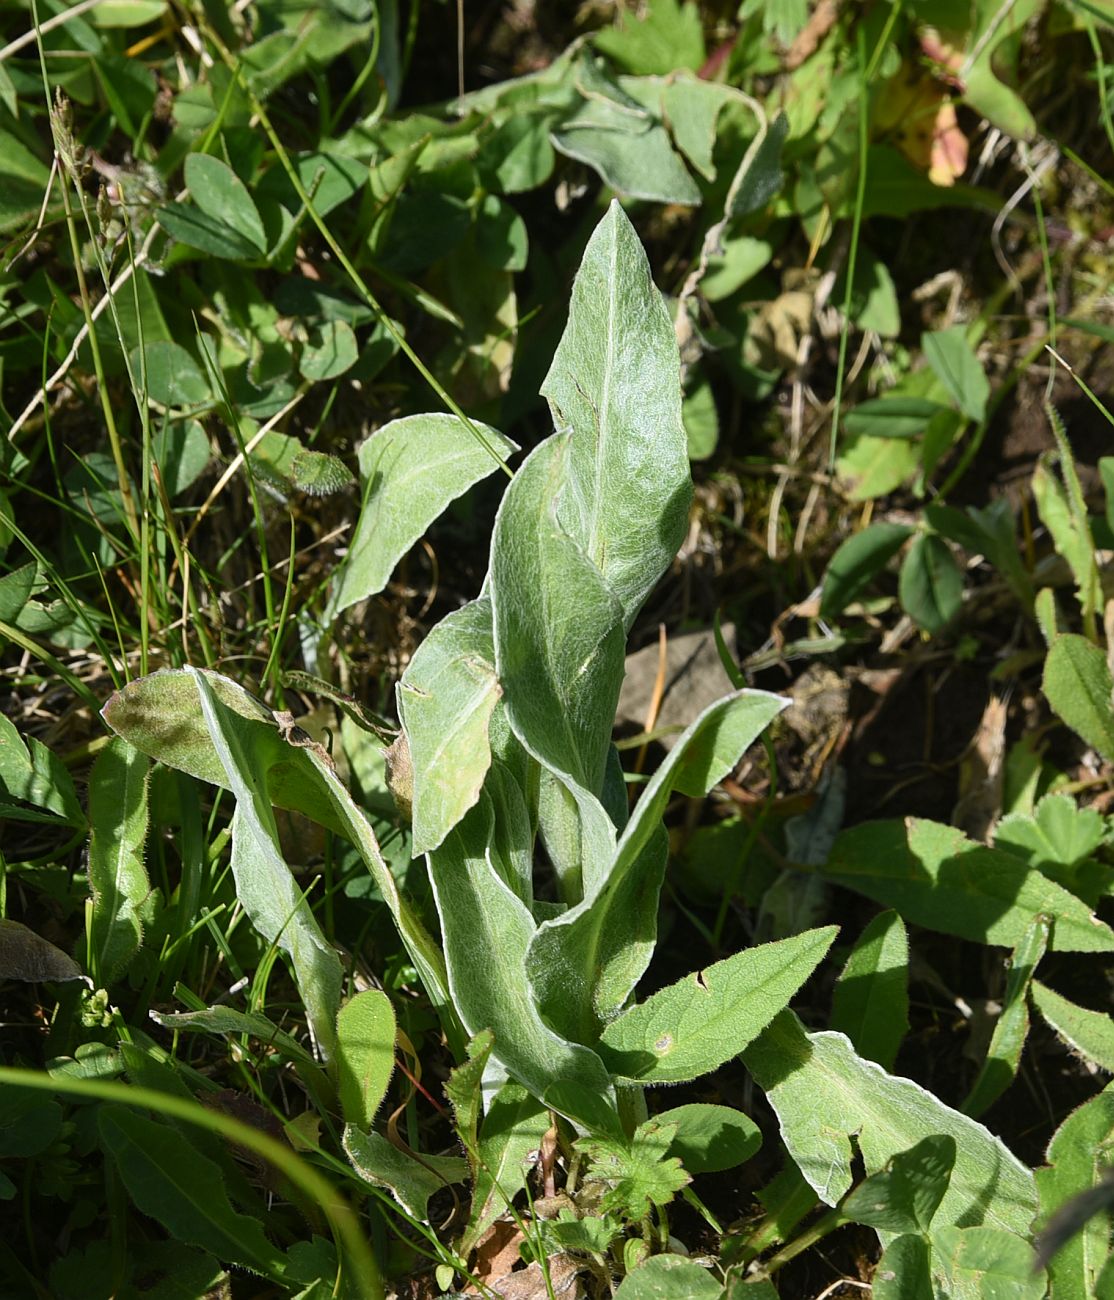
left=336, top=990, right=396, bottom=1131
left=743, top=1012, right=1038, bottom=1233
left=933, top=1227, right=1045, bottom=1299
left=289, top=449, right=355, bottom=497
left=598, top=926, right=837, bottom=1084
left=327, top=414, right=515, bottom=619
left=398, top=598, right=500, bottom=856
left=87, top=738, right=151, bottom=984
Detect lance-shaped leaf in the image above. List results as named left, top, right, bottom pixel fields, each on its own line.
left=149, top=1005, right=320, bottom=1072
left=426, top=795, right=621, bottom=1135
left=540, top=200, right=691, bottom=631
left=98, top=1105, right=283, bottom=1276
left=821, top=818, right=1114, bottom=953
left=190, top=669, right=342, bottom=1059
left=336, top=990, right=396, bottom=1132
left=0, top=711, right=85, bottom=827
left=492, top=432, right=625, bottom=800
left=397, top=597, right=500, bottom=856
left=528, top=689, right=788, bottom=1041
left=327, top=413, right=516, bottom=619
left=87, top=738, right=151, bottom=984
left=830, top=909, right=909, bottom=1071
left=463, top=1081, right=551, bottom=1256
left=104, top=668, right=449, bottom=1017
left=343, top=1126, right=468, bottom=1221
left=1034, top=1080, right=1114, bottom=1296
left=1042, top=633, right=1114, bottom=762
left=742, top=1012, right=1038, bottom=1234
left=1031, top=980, right=1114, bottom=1073
left=963, top=914, right=1050, bottom=1117
left=598, top=926, right=837, bottom=1085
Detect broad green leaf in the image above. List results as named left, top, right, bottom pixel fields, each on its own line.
left=1035, top=1080, right=1114, bottom=1297
left=822, top=818, right=1114, bottom=953
left=922, top=327, right=989, bottom=422
left=491, top=433, right=625, bottom=801
left=933, top=1226, right=1045, bottom=1299
left=299, top=320, right=359, bottom=381
left=397, top=598, right=501, bottom=856
left=541, top=200, right=692, bottom=630
left=87, top=738, right=151, bottom=984
left=661, top=76, right=733, bottom=180
left=97, top=1105, right=283, bottom=1274
left=844, top=397, right=947, bottom=440
left=335, top=990, right=396, bottom=1131
left=683, top=376, right=719, bottom=460
left=184, top=153, right=266, bottom=253
left=156, top=202, right=262, bottom=260
left=656, top=1102, right=761, bottom=1174
left=463, top=1082, right=550, bottom=1256
left=342, top=1126, right=467, bottom=1221
left=1042, top=633, right=1114, bottom=761
left=527, top=690, right=788, bottom=1040
left=743, top=1012, right=1038, bottom=1233
left=819, top=523, right=914, bottom=619
left=962, top=915, right=1050, bottom=1118
left=0, top=920, right=83, bottom=982
left=872, top=1234, right=934, bottom=1300
left=593, top=0, right=705, bottom=75
left=326, top=414, right=515, bottom=619
left=598, top=926, right=837, bottom=1084
left=191, top=669, right=343, bottom=1058
left=426, top=796, right=621, bottom=1135
left=134, top=341, right=211, bottom=406
left=612, top=1254, right=721, bottom=1299
left=148, top=1006, right=320, bottom=1072
left=836, top=432, right=920, bottom=501
left=1031, top=980, right=1114, bottom=1073
left=898, top=533, right=963, bottom=634
left=0, top=712, right=85, bottom=826
left=105, top=669, right=449, bottom=1018
left=551, top=107, right=701, bottom=206
left=0, top=1089, right=62, bottom=1158
left=89, top=0, right=167, bottom=26
left=153, top=420, right=210, bottom=497
left=830, top=910, right=909, bottom=1071
left=842, top=1135, right=956, bottom=1236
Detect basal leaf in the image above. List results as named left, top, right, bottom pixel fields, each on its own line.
left=819, top=522, right=914, bottom=619
left=830, top=909, right=909, bottom=1071
left=527, top=690, right=787, bottom=1040
left=962, top=915, right=1050, bottom=1118
left=397, top=598, right=501, bottom=856
left=821, top=818, right=1114, bottom=953
left=0, top=712, right=85, bottom=826
left=1042, top=633, right=1114, bottom=761
left=335, top=990, right=396, bottom=1131
left=327, top=414, right=515, bottom=619
left=426, top=796, right=621, bottom=1135
left=1031, top=980, right=1114, bottom=1073
left=922, top=327, right=989, bottom=422
left=87, top=738, right=151, bottom=984
left=191, top=670, right=343, bottom=1058
left=183, top=152, right=266, bottom=253
left=541, top=200, right=692, bottom=630
left=342, top=1126, right=467, bottom=1221
left=98, top=1105, right=283, bottom=1274
left=743, top=1012, right=1038, bottom=1234
left=463, top=1082, right=550, bottom=1256
left=899, top=533, right=963, bottom=634
left=598, top=926, right=837, bottom=1084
